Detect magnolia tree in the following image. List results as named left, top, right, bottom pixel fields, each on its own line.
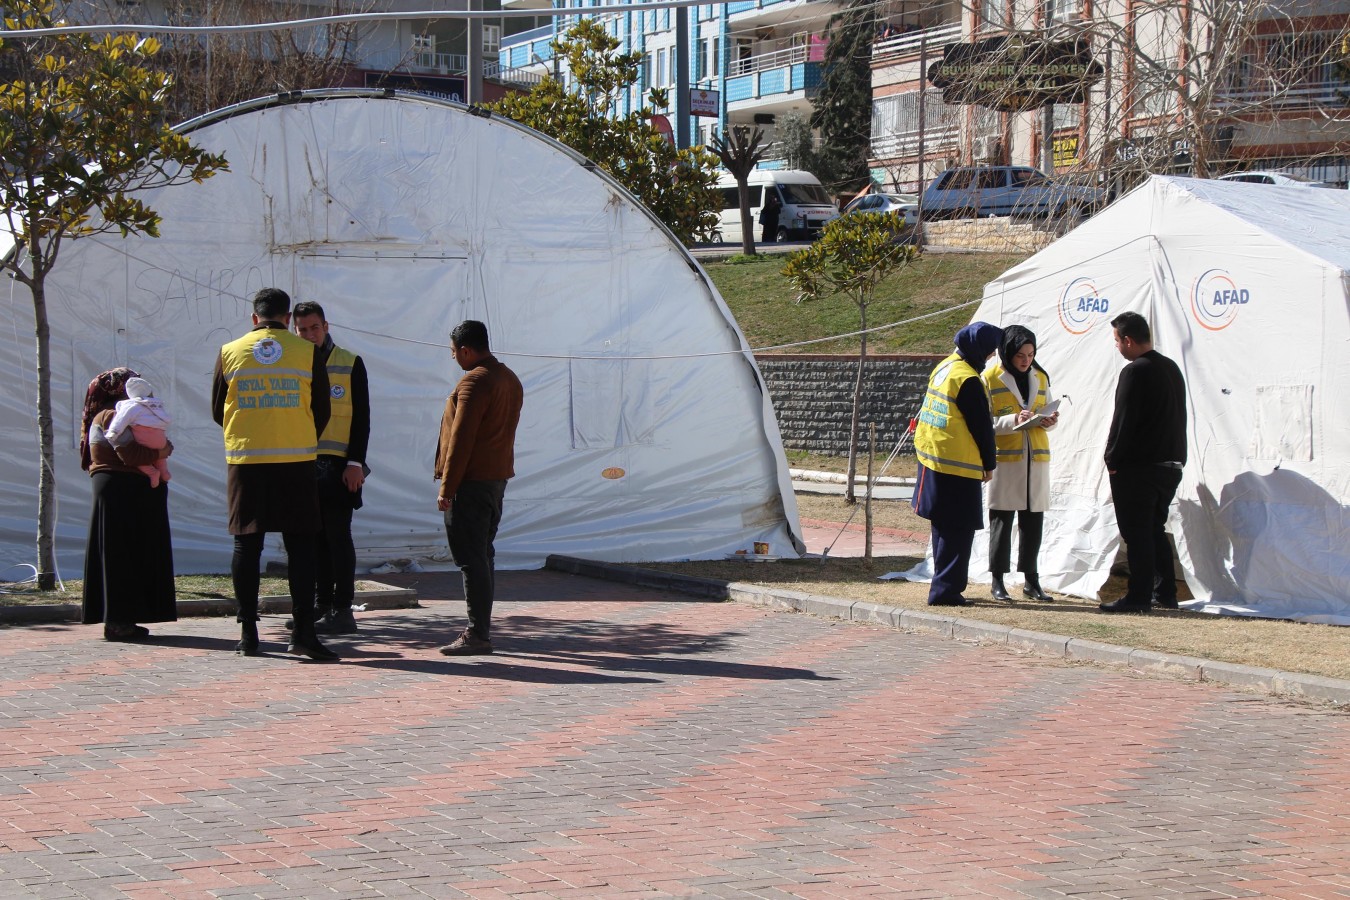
left=0, top=0, right=228, bottom=589
left=783, top=213, right=917, bottom=503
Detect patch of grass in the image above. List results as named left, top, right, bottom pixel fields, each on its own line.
left=704, top=250, right=1029, bottom=355
left=1, top=575, right=291, bottom=606
left=785, top=450, right=918, bottom=480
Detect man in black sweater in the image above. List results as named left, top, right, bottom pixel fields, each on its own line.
left=1100, top=311, right=1187, bottom=613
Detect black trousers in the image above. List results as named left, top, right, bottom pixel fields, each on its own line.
left=988, top=509, right=1045, bottom=575
left=315, top=458, right=358, bottom=613
left=444, top=479, right=507, bottom=639
left=929, top=524, right=976, bottom=604
left=1109, top=465, right=1183, bottom=604
left=232, top=531, right=318, bottom=632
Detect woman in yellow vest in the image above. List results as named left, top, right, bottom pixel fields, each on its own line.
left=984, top=325, right=1060, bottom=603
left=911, top=322, right=1002, bottom=606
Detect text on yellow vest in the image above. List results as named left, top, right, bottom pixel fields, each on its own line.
left=220, top=327, right=317, bottom=464
left=914, top=352, right=988, bottom=479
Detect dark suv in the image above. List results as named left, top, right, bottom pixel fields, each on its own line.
left=921, top=166, right=1106, bottom=222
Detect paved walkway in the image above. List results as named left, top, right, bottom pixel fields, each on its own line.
left=1, top=570, right=1347, bottom=898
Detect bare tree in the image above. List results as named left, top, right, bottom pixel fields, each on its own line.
left=85, top=0, right=367, bottom=122
left=870, top=0, right=1349, bottom=207
left=710, top=125, right=769, bottom=255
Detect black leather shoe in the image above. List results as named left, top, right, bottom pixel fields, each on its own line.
left=284, top=606, right=332, bottom=632
left=1153, top=597, right=1180, bottom=610
left=288, top=636, right=340, bottom=662
left=237, top=622, right=260, bottom=656
left=1099, top=596, right=1151, bottom=613
left=323, top=608, right=359, bottom=634
left=990, top=575, right=1011, bottom=602
left=927, top=596, right=970, bottom=607
left=1022, top=575, right=1053, bottom=603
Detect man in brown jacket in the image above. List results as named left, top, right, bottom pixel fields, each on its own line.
left=434, top=320, right=524, bottom=655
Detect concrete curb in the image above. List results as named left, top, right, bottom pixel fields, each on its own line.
left=789, top=468, right=915, bottom=487
left=0, top=582, right=418, bottom=625
left=544, top=554, right=1350, bottom=707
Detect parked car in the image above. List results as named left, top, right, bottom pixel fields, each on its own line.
left=921, top=166, right=1107, bottom=223
left=1216, top=170, right=1341, bottom=189
left=841, top=192, right=919, bottom=226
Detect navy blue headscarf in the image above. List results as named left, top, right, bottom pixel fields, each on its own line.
left=954, top=322, right=1003, bottom=369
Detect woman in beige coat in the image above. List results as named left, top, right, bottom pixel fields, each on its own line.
left=984, top=325, right=1059, bottom=602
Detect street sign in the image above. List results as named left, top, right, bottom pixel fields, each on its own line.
left=690, top=88, right=720, bottom=117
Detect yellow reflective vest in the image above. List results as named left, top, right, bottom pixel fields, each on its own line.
left=914, top=352, right=988, bottom=479
left=984, top=363, right=1051, bottom=463
left=219, top=327, right=317, bottom=464
left=318, top=345, right=356, bottom=458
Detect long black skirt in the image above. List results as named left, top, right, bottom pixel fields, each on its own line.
left=82, top=471, right=177, bottom=625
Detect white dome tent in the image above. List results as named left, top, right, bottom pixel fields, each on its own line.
left=0, top=89, right=804, bottom=576
left=969, top=176, right=1350, bottom=624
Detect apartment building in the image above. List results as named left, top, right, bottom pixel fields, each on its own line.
left=498, top=0, right=844, bottom=166
left=868, top=0, right=1350, bottom=192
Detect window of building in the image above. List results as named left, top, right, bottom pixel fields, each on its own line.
left=657, top=47, right=667, bottom=86
left=1046, top=0, right=1078, bottom=23
left=482, top=25, right=501, bottom=54
left=980, top=0, right=1007, bottom=30
left=1132, top=64, right=1175, bottom=119
left=1051, top=102, right=1080, bottom=131
left=869, top=91, right=963, bottom=158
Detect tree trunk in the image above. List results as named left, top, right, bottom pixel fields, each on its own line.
left=739, top=179, right=756, bottom=256
left=845, top=301, right=867, bottom=504
left=33, top=279, right=57, bottom=591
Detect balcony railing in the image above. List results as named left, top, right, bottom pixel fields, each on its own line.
left=870, top=123, right=961, bottom=160
left=495, top=65, right=545, bottom=87
left=413, top=51, right=467, bottom=74
left=409, top=51, right=510, bottom=81
left=730, top=45, right=811, bottom=77
left=873, top=23, right=962, bottom=60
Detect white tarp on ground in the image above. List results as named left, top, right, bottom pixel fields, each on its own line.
left=0, top=90, right=804, bottom=577
left=970, top=175, right=1350, bottom=624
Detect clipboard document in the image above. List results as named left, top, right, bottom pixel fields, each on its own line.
left=1013, top=399, right=1061, bottom=432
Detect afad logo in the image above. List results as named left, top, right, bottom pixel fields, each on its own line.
left=1057, top=277, right=1111, bottom=334
left=1190, top=268, right=1250, bottom=331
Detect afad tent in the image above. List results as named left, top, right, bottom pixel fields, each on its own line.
left=970, top=175, right=1350, bottom=624
left=0, top=90, right=804, bottom=576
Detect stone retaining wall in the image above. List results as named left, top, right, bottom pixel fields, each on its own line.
left=756, top=354, right=943, bottom=456
left=922, top=217, right=1057, bottom=252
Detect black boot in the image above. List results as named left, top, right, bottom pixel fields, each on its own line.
left=237, top=620, right=260, bottom=656
left=990, top=574, right=1011, bottom=602
left=1022, top=573, right=1053, bottom=602
left=288, top=624, right=340, bottom=662
left=323, top=607, right=358, bottom=634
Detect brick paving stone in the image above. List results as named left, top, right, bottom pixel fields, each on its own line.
left=0, top=570, right=1347, bottom=897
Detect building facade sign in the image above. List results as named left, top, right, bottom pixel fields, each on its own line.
left=926, top=34, right=1102, bottom=112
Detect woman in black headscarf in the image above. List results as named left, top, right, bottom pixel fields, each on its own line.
left=80, top=367, right=177, bottom=640
left=911, top=322, right=1002, bottom=606
left=983, top=326, right=1060, bottom=602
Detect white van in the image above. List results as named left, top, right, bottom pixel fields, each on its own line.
left=716, top=169, right=840, bottom=243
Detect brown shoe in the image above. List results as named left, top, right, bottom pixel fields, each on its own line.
left=439, top=629, right=493, bottom=656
